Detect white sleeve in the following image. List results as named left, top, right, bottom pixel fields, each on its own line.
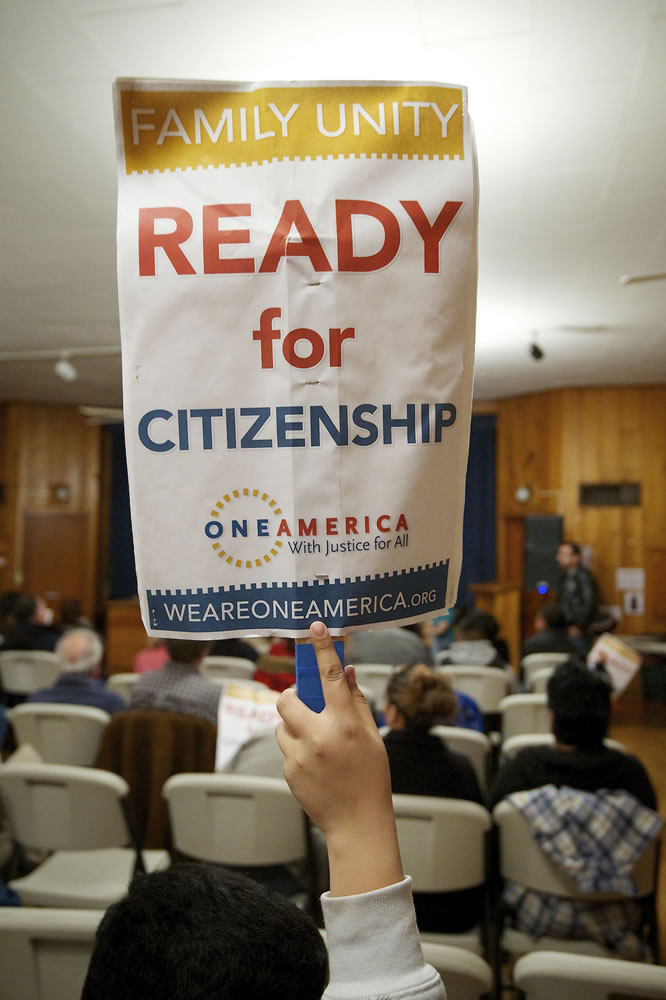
left=321, top=877, right=446, bottom=1000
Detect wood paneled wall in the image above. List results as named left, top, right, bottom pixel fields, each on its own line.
left=496, top=386, right=666, bottom=634
left=0, top=402, right=102, bottom=621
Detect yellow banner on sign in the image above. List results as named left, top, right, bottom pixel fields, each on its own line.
left=118, top=83, right=465, bottom=173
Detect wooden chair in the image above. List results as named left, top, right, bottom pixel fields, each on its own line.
left=95, top=709, right=217, bottom=849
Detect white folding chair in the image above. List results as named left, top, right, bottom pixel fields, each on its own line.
left=0, top=907, right=103, bottom=1000
left=500, top=733, right=628, bottom=762
left=0, top=762, right=169, bottom=908
left=513, top=949, right=666, bottom=1000
left=529, top=666, right=555, bottom=693
left=499, top=693, right=550, bottom=741
left=436, top=666, right=511, bottom=715
left=7, top=703, right=110, bottom=766
left=352, top=664, right=395, bottom=707
left=493, top=799, right=659, bottom=961
left=200, top=656, right=256, bottom=681
left=521, top=653, right=570, bottom=687
left=429, top=726, right=492, bottom=792
left=163, top=773, right=318, bottom=913
left=420, top=943, right=493, bottom=1000
left=392, top=794, right=491, bottom=954
left=105, top=672, right=139, bottom=703
left=0, top=650, right=62, bottom=696
left=209, top=676, right=270, bottom=693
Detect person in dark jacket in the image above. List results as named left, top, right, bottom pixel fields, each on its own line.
left=489, top=661, right=656, bottom=810
left=383, top=664, right=484, bottom=932
left=28, top=628, right=126, bottom=715
left=556, top=541, right=599, bottom=643
left=521, top=603, right=579, bottom=659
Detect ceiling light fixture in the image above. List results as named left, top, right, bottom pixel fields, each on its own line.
left=54, top=355, right=78, bottom=382
left=618, top=272, right=666, bottom=286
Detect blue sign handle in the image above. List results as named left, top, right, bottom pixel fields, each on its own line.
left=295, top=640, right=345, bottom=713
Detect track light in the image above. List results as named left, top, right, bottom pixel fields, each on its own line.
left=54, top=356, right=78, bottom=382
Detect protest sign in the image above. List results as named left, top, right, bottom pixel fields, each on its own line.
left=214, top=683, right=281, bottom=771
left=114, top=79, right=478, bottom=638
left=587, top=633, right=642, bottom=696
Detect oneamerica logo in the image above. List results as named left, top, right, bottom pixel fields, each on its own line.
left=204, top=488, right=409, bottom=568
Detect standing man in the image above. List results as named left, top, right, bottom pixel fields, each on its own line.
left=556, top=541, right=599, bottom=651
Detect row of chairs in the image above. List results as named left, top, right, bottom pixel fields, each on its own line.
left=2, top=907, right=664, bottom=1000
left=0, top=763, right=658, bottom=954
left=0, top=762, right=662, bottom=999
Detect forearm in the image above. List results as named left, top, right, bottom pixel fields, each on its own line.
left=326, top=805, right=404, bottom=898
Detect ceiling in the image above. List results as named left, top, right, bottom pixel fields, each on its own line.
left=1, top=0, right=665, bottom=410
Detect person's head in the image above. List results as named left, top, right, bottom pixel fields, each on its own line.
left=164, top=638, right=210, bottom=665
left=547, top=661, right=612, bottom=749
left=56, top=628, right=104, bottom=674
left=534, top=603, right=567, bottom=632
left=12, top=593, right=37, bottom=623
left=82, top=863, right=329, bottom=1000
left=0, top=590, right=21, bottom=631
left=557, top=540, right=582, bottom=571
left=385, top=663, right=458, bottom=732
left=455, top=609, right=499, bottom=642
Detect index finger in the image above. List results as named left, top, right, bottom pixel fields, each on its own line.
left=309, top=620, right=350, bottom=708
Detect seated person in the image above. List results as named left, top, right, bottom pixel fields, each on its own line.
left=130, top=638, right=220, bottom=727
left=347, top=623, right=434, bottom=667
left=521, top=602, right=578, bottom=660
left=28, top=628, right=126, bottom=715
left=133, top=637, right=169, bottom=674
left=209, top=635, right=260, bottom=662
left=438, top=609, right=510, bottom=671
left=383, top=663, right=484, bottom=932
left=0, top=593, right=60, bottom=652
left=82, top=621, right=445, bottom=1000
left=489, top=661, right=659, bottom=959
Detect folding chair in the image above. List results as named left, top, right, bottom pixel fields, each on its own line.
left=105, top=672, right=139, bottom=703
left=499, top=693, right=550, bottom=741
left=8, top=703, right=110, bottom=766
left=420, top=943, right=493, bottom=1000
left=0, top=907, right=103, bottom=1000
left=529, top=666, right=555, bottom=693
left=493, top=799, right=660, bottom=962
left=0, top=762, right=168, bottom=908
left=429, top=726, right=492, bottom=793
left=392, top=794, right=492, bottom=954
left=513, top=949, right=666, bottom=1000
left=201, top=656, right=255, bottom=681
left=521, top=653, right=570, bottom=687
left=435, top=666, right=511, bottom=716
left=163, top=772, right=319, bottom=916
left=0, top=651, right=62, bottom=698
left=352, top=664, right=395, bottom=707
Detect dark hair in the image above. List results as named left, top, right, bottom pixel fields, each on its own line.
left=82, top=864, right=329, bottom=1000
left=539, top=603, right=567, bottom=630
left=12, top=593, right=37, bottom=623
left=456, top=609, right=499, bottom=640
left=386, top=664, right=457, bottom=730
left=547, top=661, right=611, bottom=748
left=165, top=638, right=210, bottom=664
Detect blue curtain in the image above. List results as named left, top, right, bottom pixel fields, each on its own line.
left=456, top=413, right=497, bottom=608
left=106, top=425, right=137, bottom=598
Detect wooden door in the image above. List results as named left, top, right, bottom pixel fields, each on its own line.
left=22, top=512, right=90, bottom=619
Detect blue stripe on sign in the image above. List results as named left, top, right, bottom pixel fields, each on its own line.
left=147, top=561, right=449, bottom=633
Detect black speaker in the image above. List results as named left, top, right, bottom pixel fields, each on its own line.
left=524, top=515, right=563, bottom=592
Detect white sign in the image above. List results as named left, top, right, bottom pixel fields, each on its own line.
left=616, top=567, right=645, bottom=591
left=587, top=633, right=642, bottom=696
left=215, top=684, right=281, bottom=771
left=114, top=79, right=478, bottom=638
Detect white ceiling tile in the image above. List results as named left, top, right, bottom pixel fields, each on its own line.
left=0, top=0, right=112, bottom=83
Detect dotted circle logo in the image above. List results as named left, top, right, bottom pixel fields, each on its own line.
left=204, top=488, right=284, bottom=569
